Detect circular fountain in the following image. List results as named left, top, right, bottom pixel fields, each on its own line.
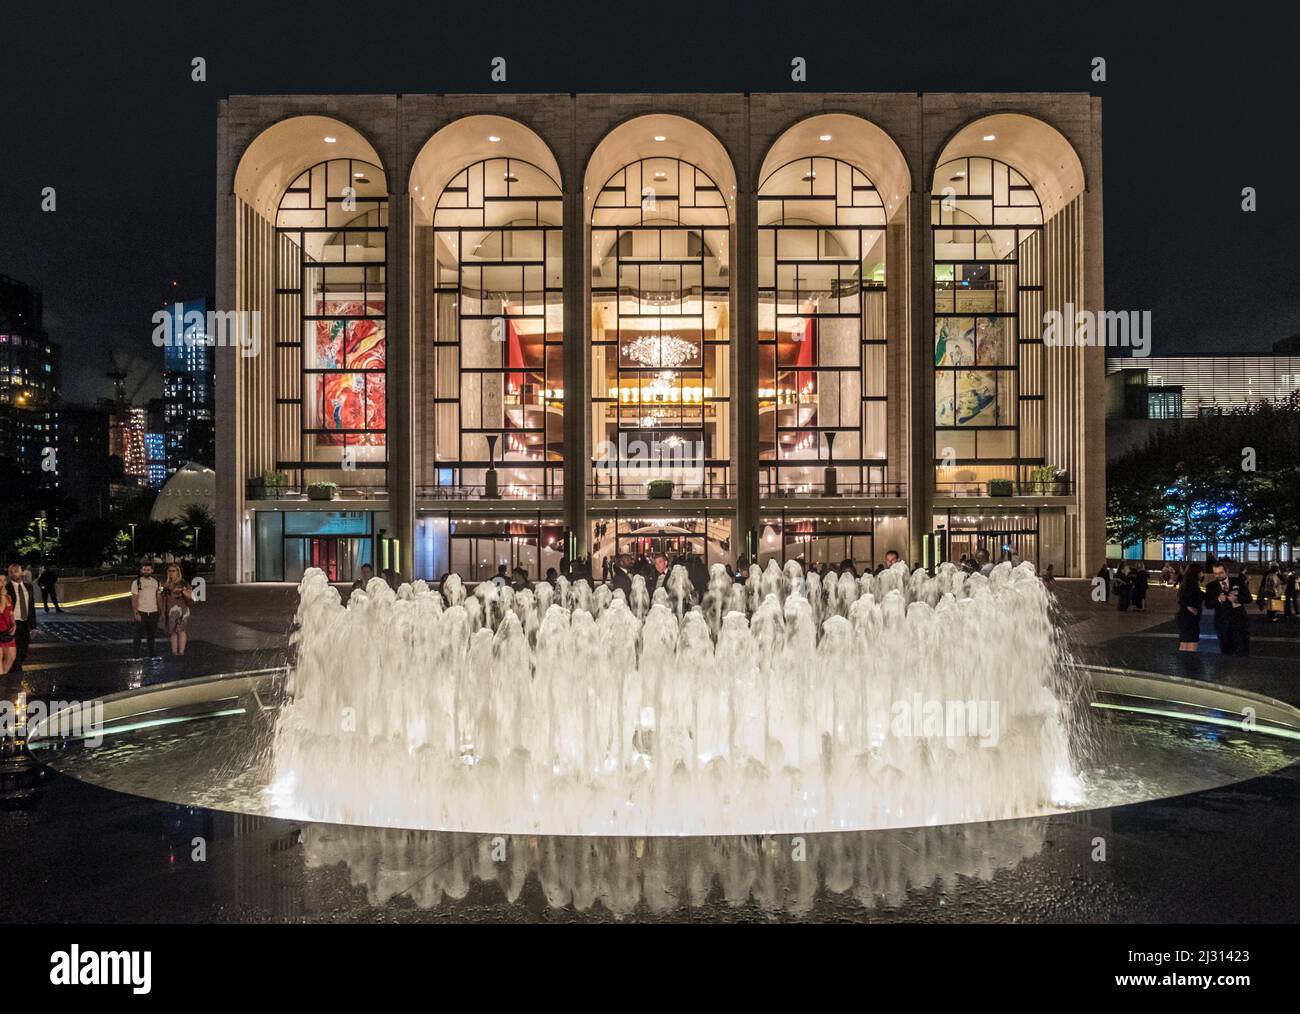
left=28, top=560, right=1300, bottom=845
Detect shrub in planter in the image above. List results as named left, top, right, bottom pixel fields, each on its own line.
left=307, top=481, right=337, bottom=501
left=1028, top=465, right=1064, bottom=495
left=986, top=478, right=1013, bottom=497
left=251, top=469, right=289, bottom=499
left=647, top=479, right=674, bottom=500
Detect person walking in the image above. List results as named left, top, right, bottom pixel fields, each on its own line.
left=160, top=563, right=194, bottom=657
left=4, top=562, right=37, bottom=672
left=37, top=565, right=62, bottom=613
left=1176, top=563, right=1204, bottom=652
left=130, top=562, right=162, bottom=658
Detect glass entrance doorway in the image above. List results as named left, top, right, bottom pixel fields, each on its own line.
left=590, top=512, right=734, bottom=578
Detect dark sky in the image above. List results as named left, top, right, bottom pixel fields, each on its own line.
left=2, top=0, right=1297, bottom=402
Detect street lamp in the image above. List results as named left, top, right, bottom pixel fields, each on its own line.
left=129, top=522, right=137, bottom=559
left=36, top=511, right=47, bottom=561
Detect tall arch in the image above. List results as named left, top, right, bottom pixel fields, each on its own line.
left=929, top=113, right=1088, bottom=572
left=407, top=116, right=566, bottom=581
left=751, top=113, right=912, bottom=570
left=228, top=115, right=390, bottom=584
left=585, top=114, right=737, bottom=570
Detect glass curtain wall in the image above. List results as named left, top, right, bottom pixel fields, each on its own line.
left=590, top=157, right=731, bottom=498
left=424, top=158, right=564, bottom=499
left=275, top=158, right=388, bottom=487
left=758, top=156, right=888, bottom=495
left=931, top=156, right=1044, bottom=493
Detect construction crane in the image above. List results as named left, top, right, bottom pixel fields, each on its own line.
left=104, top=348, right=157, bottom=407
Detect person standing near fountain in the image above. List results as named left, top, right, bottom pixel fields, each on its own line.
left=0, top=581, right=16, bottom=676
left=1176, top=563, right=1204, bottom=652
left=129, top=562, right=162, bottom=659
left=160, top=563, right=195, bottom=657
left=1208, top=561, right=1251, bottom=656
left=3, top=562, right=36, bottom=673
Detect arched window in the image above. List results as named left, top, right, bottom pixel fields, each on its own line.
left=275, top=157, right=388, bottom=481
left=758, top=155, right=888, bottom=496
left=425, top=157, right=563, bottom=497
left=931, top=155, right=1044, bottom=492
left=590, top=156, right=731, bottom=495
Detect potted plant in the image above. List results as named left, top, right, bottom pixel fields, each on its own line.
left=986, top=478, right=1013, bottom=497
left=647, top=479, right=674, bottom=500
left=250, top=469, right=288, bottom=499
left=307, top=481, right=337, bottom=502
left=1028, top=465, right=1065, bottom=495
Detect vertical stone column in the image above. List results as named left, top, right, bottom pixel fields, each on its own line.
left=563, top=183, right=587, bottom=553
left=214, top=191, right=240, bottom=583
left=1080, top=184, right=1106, bottom=578
left=388, top=192, right=416, bottom=580
left=734, top=187, right=759, bottom=554
left=907, top=191, right=933, bottom=565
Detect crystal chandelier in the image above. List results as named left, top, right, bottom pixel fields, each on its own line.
left=622, top=334, right=696, bottom=370
left=646, top=370, right=675, bottom=401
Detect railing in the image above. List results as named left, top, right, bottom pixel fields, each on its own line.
left=587, top=479, right=736, bottom=500
left=934, top=480, right=1076, bottom=497
left=416, top=484, right=560, bottom=501
left=759, top=480, right=907, bottom=498
left=245, top=481, right=388, bottom=501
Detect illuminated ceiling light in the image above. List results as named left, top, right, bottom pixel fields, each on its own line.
left=504, top=171, right=518, bottom=182
left=323, top=135, right=337, bottom=143
left=818, top=133, right=832, bottom=141
left=488, top=134, right=502, bottom=143
left=653, top=171, right=667, bottom=181
left=802, top=170, right=816, bottom=181
left=982, top=134, right=996, bottom=141
left=653, top=134, right=667, bottom=142
left=623, top=335, right=697, bottom=369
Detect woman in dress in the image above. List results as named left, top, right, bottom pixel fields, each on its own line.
left=0, top=582, right=16, bottom=675
left=160, top=563, right=195, bottom=656
left=1177, top=563, right=1204, bottom=652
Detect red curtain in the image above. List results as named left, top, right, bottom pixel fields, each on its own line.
left=506, top=319, right=526, bottom=394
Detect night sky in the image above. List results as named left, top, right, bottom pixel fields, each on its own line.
left=2, top=0, right=1296, bottom=402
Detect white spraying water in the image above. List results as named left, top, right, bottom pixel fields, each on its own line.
left=270, top=560, right=1081, bottom=836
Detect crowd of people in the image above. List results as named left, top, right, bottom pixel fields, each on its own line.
left=1170, top=559, right=1300, bottom=655
left=349, top=549, right=908, bottom=610
left=1094, top=557, right=1300, bottom=656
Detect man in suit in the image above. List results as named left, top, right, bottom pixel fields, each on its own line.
left=610, top=554, right=634, bottom=598
left=1207, top=561, right=1252, bottom=656
left=5, top=561, right=38, bottom=671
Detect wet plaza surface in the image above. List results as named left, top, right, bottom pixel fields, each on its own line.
left=3, top=582, right=1300, bottom=923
